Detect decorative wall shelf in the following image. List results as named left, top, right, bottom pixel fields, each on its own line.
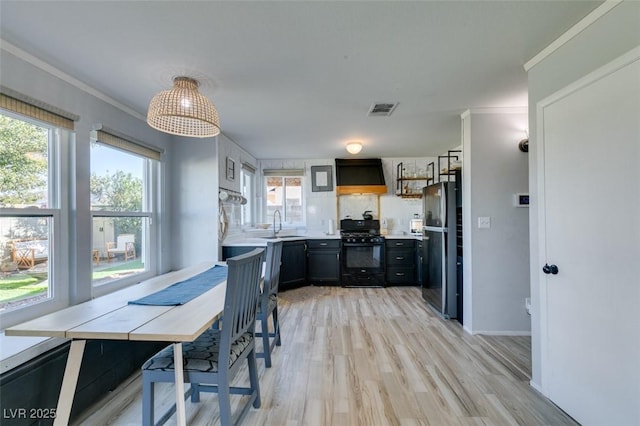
left=438, top=150, right=462, bottom=182
left=395, top=162, right=435, bottom=198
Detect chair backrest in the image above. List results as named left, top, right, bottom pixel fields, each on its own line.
left=116, top=234, right=135, bottom=249
left=264, top=241, right=283, bottom=299
left=220, top=248, right=265, bottom=362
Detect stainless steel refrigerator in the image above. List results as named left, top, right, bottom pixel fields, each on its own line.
left=421, top=181, right=458, bottom=319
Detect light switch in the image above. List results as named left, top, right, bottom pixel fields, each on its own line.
left=477, top=216, right=491, bottom=229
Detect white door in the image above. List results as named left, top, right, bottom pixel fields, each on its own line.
left=538, top=50, right=640, bottom=425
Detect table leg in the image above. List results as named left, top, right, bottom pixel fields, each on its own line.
left=53, top=339, right=86, bottom=426
left=173, top=342, right=186, bottom=426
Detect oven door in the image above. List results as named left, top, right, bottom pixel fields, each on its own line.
left=341, top=242, right=385, bottom=273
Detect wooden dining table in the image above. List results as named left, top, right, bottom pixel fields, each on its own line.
left=5, top=261, right=227, bottom=426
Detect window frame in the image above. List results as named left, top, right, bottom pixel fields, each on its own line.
left=240, top=164, right=255, bottom=227
left=89, top=139, right=160, bottom=297
left=263, top=171, right=305, bottom=226
left=0, top=110, right=71, bottom=329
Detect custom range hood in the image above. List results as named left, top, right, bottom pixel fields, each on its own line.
left=335, top=158, right=387, bottom=195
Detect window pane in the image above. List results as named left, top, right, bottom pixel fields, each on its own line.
left=92, top=216, right=147, bottom=285
left=266, top=176, right=283, bottom=220
left=241, top=169, right=253, bottom=225
left=284, top=177, right=302, bottom=223
left=0, top=216, right=51, bottom=312
left=90, top=144, right=145, bottom=212
left=0, top=114, right=50, bottom=208
left=265, top=175, right=303, bottom=224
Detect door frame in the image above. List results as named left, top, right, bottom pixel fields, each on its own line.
left=535, top=45, right=640, bottom=397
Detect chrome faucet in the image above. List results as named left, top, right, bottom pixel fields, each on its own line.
left=273, top=209, right=282, bottom=236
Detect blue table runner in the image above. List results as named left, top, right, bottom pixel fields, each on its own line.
left=128, top=265, right=228, bottom=306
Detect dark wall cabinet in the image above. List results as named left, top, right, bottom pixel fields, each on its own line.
left=307, top=239, right=341, bottom=285
left=385, top=239, right=417, bottom=285
left=280, top=240, right=307, bottom=290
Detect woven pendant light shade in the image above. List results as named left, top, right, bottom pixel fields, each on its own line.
left=147, top=77, right=220, bottom=138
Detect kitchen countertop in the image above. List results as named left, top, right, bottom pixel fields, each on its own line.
left=383, top=234, right=423, bottom=240
left=222, top=232, right=341, bottom=247
left=222, top=232, right=421, bottom=247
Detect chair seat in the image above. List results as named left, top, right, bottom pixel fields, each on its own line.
left=142, top=330, right=254, bottom=373
left=257, top=294, right=277, bottom=315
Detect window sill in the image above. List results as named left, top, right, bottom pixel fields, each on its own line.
left=0, top=332, right=68, bottom=374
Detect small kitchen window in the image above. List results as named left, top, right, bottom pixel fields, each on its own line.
left=263, top=169, right=304, bottom=225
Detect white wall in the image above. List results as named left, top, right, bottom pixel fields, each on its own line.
left=168, top=135, right=218, bottom=269
left=462, top=109, right=530, bottom=335
left=526, top=0, right=640, bottom=389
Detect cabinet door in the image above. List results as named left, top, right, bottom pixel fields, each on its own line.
left=385, top=239, right=415, bottom=249
left=280, top=241, right=307, bottom=289
left=307, top=250, right=341, bottom=284
left=386, top=248, right=414, bottom=266
left=386, top=266, right=415, bottom=285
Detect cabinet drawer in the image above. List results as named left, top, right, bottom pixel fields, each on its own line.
left=386, top=266, right=415, bottom=284
left=385, top=239, right=415, bottom=249
left=307, top=239, right=341, bottom=250
left=386, top=248, right=414, bottom=266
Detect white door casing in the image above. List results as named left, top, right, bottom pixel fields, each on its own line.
left=537, top=47, right=640, bottom=425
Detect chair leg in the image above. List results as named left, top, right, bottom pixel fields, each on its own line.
left=217, top=373, right=232, bottom=426
left=211, top=318, right=220, bottom=330
left=142, top=374, right=154, bottom=426
left=260, top=315, right=272, bottom=368
left=191, top=383, right=200, bottom=403
left=273, top=306, right=282, bottom=346
left=248, top=349, right=261, bottom=409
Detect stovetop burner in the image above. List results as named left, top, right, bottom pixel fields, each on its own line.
left=340, top=219, right=382, bottom=242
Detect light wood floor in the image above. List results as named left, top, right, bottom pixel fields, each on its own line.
left=75, top=286, right=576, bottom=426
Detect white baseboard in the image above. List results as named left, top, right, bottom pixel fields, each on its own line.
left=467, top=329, right=532, bottom=336
left=529, top=379, right=545, bottom=395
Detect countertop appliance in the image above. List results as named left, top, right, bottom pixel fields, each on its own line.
left=409, top=217, right=423, bottom=235
left=421, top=181, right=458, bottom=319
left=340, top=219, right=385, bottom=287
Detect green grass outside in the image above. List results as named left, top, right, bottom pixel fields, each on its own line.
left=92, top=260, right=145, bottom=280
left=0, top=273, right=49, bottom=303
left=0, top=261, right=145, bottom=305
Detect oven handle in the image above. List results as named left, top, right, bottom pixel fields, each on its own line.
left=342, top=242, right=384, bottom=247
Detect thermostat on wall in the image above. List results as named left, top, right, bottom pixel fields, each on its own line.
left=514, top=193, right=530, bottom=207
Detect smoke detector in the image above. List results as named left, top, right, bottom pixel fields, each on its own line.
left=368, top=102, right=398, bottom=117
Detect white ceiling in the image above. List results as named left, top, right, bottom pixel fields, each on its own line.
left=0, top=1, right=601, bottom=160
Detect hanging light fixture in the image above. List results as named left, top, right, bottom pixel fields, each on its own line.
left=147, top=76, right=220, bottom=138
left=346, top=141, right=363, bottom=154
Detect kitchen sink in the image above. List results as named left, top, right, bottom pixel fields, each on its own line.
left=260, top=235, right=304, bottom=240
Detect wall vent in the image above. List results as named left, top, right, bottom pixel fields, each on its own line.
left=368, top=102, right=398, bottom=117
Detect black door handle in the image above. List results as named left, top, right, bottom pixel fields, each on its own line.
left=542, top=264, right=559, bottom=275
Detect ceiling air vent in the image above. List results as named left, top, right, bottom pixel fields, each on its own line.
left=368, top=102, right=398, bottom=117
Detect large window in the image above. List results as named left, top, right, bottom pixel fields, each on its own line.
left=90, top=130, right=160, bottom=293
left=264, top=170, right=304, bottom=225
left=0, top=109, right=70, bottom=324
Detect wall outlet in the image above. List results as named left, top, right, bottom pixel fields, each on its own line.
left=477, top=216, right=491, bottom=229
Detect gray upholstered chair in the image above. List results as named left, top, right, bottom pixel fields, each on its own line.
left=256, top=240, right=283, bottom=368
left=141, top=248, right=265, bottom=426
